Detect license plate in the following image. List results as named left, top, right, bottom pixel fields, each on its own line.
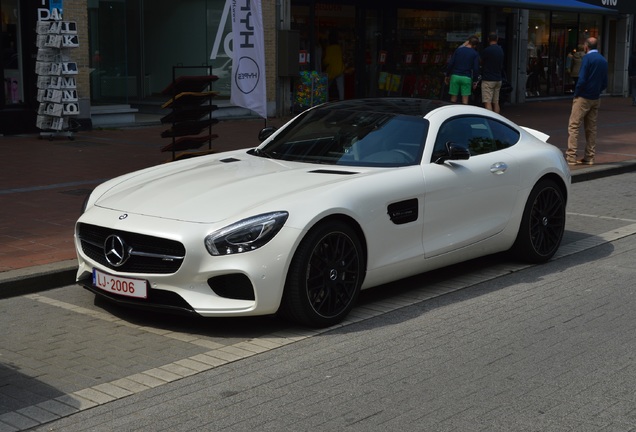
left=92, top=269, right=148, bottom=299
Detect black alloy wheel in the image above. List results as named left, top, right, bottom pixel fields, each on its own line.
left=280, top=220, right=365, bottom=328
left=513, top=178, right=566, bottom=263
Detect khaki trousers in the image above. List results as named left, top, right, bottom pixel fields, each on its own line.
left=566, top=96, right=600, bottom=162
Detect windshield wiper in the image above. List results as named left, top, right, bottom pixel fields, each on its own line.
left=252, top=148, right=273, bottom=159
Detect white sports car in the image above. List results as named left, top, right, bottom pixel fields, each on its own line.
left=75, top=98, right=570, bottom=327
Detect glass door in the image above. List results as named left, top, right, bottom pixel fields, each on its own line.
left=548, top=12, right=577, bottom=96
left=548, top=24, right=568, bottom=95
left=1, top=0, right=23, bottom=106
left=527, top=10, right=549, bottom=97
left=88, top=0, right=131, bottom=102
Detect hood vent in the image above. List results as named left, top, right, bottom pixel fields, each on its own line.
left=220, top=157, right=241, bottom=163
left=309, top=169, right=358, bottom=175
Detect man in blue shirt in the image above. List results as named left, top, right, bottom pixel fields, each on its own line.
left=481, top=33, right=505, bottom=113
left=445, top=36, right=480, bottom=105
left=566, top=37, right=608, bottom=165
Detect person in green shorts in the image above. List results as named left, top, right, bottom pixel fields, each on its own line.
left=445, top=36, right=480, bottom=104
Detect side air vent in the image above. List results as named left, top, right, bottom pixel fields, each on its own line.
left=387, top=198, right=418, bottom=224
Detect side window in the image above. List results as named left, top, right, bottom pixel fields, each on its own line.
left=465, top=118, right=496, bottom=156
left=486, top=118, right=520, bottom=150
left=432, top=117, right=471, bottom=162
left=432, top=116, right=520, bottom=161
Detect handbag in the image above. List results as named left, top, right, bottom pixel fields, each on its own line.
left=501, top=79, right=513, bottom=95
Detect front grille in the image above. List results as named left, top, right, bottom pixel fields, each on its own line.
left=78, top=223, right=186, bottom=274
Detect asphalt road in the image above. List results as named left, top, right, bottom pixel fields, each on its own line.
left=2, top=172, right=636, bottom=431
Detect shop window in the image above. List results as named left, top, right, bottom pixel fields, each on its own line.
left=291, top=3, right=356, bottom=102
left=527, top=11, right=603, bottom=98
left=527, top=10, right=550, bottom=97
left=395, top=8, right=481, bottom=100
left=2, top=0, right=23, bottom=105
left=89, top=0, right=216, bottom=103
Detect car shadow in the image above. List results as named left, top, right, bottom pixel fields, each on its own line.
left=92, top=295, right=288, bottom=339
left=92, top=229, right=613, bottom=338
left=333, top=231, right=615, bottom=333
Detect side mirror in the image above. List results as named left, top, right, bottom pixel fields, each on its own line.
left=434, top=142, right=470, bottom=164
left=447, top=143, right=470, bottom=160
left=258, top=126, right=277, bottom=142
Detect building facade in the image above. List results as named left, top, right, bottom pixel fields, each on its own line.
left=1, top=0, right=634, bottom=135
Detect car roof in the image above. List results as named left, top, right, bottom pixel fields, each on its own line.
left=317, top=98, right=451, bottom=117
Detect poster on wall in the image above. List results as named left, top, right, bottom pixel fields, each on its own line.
left=37, top=0, right=64, bottom=21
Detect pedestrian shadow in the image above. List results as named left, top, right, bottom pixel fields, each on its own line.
left=0, top=362, right=66, bottom=418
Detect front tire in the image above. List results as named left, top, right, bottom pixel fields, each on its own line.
left=280, top=220, right=365, bottom=328
left=512, top=178, right=566, bottom=263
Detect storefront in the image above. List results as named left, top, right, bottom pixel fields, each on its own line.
left=1, top=0, right=240, bottom=135
left=526, top=10, right=606, bottom=97
left=0, top=0, right=631, bottom=134
left=1, top=0, right=90, bottom=135
left=292, top=3, right=503, bottom=102
left=1, top=0, right=35, bottom=134
left=290, top=0, right=622, bottom=105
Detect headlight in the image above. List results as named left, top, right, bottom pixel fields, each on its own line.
left=205, top=211, right=289, bottom=256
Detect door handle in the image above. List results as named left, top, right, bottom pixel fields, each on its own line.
left=490, top=162, right=508, bottom=175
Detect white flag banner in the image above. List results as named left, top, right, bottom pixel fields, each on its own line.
left=230, top=0, right=267, bottom=119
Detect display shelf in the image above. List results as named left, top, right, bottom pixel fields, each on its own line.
left=160, top=118, right=219, bottom=138
left=159, top=134, right=219, bottom=153
left=34, top=17, right=80, bottom=140
left=160, top=105, right=217, bottom=124
left=160, top=67, right=219, bottom=161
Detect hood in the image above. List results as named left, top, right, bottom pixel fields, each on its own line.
left=93, top=151, right=364, bottom=223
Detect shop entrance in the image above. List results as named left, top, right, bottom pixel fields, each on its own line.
left=1, top=0, right=23, bottom=107
left=548, top=24, right=569, bottom=96
left=292, top=2, right=358, bottom=105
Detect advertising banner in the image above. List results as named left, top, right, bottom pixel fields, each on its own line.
left=229, top=0, right=267, bottom=119
left=37, top=0, right=64, bottom=21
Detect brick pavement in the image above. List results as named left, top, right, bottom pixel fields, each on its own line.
left=1, top=170, right=636, bottom=431
left=1, top=96, right=636, bottom=430
left=17, top=227, right=636, bottom=431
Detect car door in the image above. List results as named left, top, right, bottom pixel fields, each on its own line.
left=421, top=115, right=521, bottom=258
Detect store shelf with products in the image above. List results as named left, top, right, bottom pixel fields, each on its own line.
left=395, top=13, right=475, bottom=100
left=160, top=67, right=219, bottom=161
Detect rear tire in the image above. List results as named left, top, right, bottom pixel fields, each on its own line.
left=280, top=220, right=365, bottom=328
left=512, top=179, right=566, bottom=263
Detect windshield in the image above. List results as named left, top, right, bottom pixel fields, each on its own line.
left=255, top=107, right=429, bottom=167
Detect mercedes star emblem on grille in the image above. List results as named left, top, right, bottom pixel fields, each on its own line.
left=104, top=235, right=129, bottom=267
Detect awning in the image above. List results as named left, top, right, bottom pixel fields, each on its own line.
left=579, top=0, right=636, bottom=15
left=454, top=0, right=619, bottom=14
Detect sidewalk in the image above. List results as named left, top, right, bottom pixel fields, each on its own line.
left=2, top=96, right=636, bottom=296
